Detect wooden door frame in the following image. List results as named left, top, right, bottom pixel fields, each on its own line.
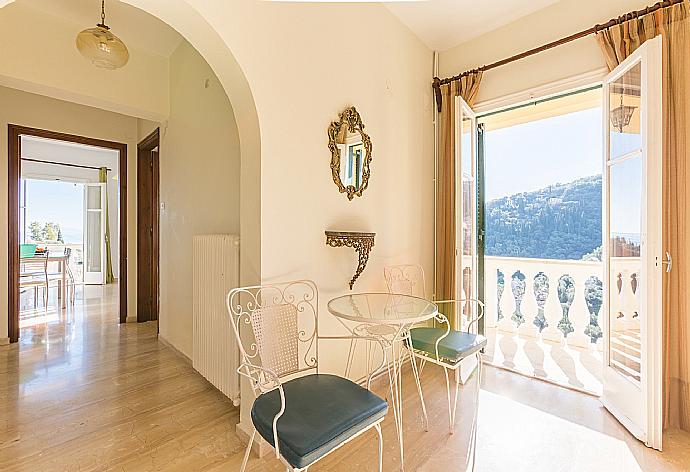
left=7, top=125, right=128, bottom=342
left=136, top=128, right=160, bottom=323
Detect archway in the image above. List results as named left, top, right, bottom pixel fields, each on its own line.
left=0, top=0, right=261, bottom=342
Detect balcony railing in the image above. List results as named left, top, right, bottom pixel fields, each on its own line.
left=485, top=256, right=610, bottom=349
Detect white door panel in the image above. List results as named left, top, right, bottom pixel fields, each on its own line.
left=455, top=96, right=479, bottom=383
left=601, top=35, right=663, bottom=450
left=84, top=183, right=106, bottom=285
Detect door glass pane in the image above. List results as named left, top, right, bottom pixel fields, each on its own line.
left=461, top=115, right=472, bottom=176
left=608, top=155, right=642, bottom=383
left=87, top=211, right=102, bottom=273
left=460, top=112, right=476, bottom=330
left=87, top=186, right=102, bottom=210
left=610, top=63, right=642, bottom=159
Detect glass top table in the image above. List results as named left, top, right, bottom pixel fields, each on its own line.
left=327, top=293, right=438, bottom=325
left=327, top=292, right=438, bottom=470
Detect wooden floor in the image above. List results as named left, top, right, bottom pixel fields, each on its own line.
left=2, top=285, right=690, bottom=471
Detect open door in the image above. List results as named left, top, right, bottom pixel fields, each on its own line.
left=455, top=95, right=479, bottom=383
left=83, top=182, right=107, bottom=285
left=601, top=36, right=664, bottom=450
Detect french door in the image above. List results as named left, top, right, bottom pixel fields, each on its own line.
left=601, top=36, right=663, bottom=450
left=83, top=182, right=106, bottom=285
left=455, top=96, right=479, bottom=382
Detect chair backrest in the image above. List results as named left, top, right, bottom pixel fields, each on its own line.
left=19, top=252, right=48, bottom=279
left=226, top=280, right=319, bottom=394
left=383, top=264, right=427, bottom=299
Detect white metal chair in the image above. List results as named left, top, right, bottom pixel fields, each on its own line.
left=384, top=264, right=486, bottom=436
left=227, top=280, right=388, bottom=472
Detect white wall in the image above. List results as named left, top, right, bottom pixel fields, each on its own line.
left=0, top=1, right=435, bottom=432
left=118, top=0, right=434, bottom=430
left=157, top=40, right=241, bottom=358
left=0, top=2, right=169, bottom=121
left=438, top=0, right=652, bottom=105
left=0, top=85, right=139, bottom=341
left=20, top=138, right=120, bottom=278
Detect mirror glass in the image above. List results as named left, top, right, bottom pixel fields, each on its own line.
left=337, top=127, right=365, bottom=191
left=328, top=107, right=371, bottom=200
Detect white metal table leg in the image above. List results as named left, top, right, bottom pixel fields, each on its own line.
left=408, top=350, right=429, bottom=431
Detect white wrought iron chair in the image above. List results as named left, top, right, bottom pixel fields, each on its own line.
left=384, top=264, right=486, bottom=437
left=227, top=280, right=388, bottom=472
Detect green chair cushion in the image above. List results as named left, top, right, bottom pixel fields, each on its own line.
left=409, top=327, right=487, bottom=363
left=251, top=373, right=387, bottom=469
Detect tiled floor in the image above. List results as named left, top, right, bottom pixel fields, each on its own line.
left=1, top=285, right=689, bottom=471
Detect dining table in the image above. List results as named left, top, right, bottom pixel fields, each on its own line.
left=327, top=292, right=438, bottom=470
left=21, top=253, right=69, bottom=309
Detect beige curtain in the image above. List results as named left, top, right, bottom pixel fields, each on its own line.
left=596, top=2, right=690, bottom=431
left=436, top=72, right=482, bottom=330
left=99, top=167, right=115, bottom=284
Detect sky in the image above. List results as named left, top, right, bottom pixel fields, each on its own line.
left=483, top=107, right=603, bottom=202
left=23, top=179, right=84, bottom=244
left=483, top=104, right=643, bottom=236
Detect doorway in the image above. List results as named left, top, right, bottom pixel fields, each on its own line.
left=7, top=125, right=128, bottom=343
left=476, top=87, right=605, bottom=394
left=136, top=128, right=160, bottom=323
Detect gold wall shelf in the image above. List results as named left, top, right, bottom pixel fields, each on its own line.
left=325, top=231, right=375, bottom=289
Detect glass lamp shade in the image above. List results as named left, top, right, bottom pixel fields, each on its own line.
left=610, top=105, right=637, bottom=133
left=76, top=26, right=129, bottom=70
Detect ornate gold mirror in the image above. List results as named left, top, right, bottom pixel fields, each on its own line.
left=328, top=106, right=372, bottom=200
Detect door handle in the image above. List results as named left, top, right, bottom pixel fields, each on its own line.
left=662, top=251, right=672, bottom=273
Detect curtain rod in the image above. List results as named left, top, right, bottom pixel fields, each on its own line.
left=433, top=0, right=683, bottom=112
left=21, top=158, right=112, bottom=172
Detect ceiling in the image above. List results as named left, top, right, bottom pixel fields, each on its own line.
left=15, top=0, right=183, bottom=57
left=15, top=0, right=560, bottom=57
left=384, top=0, right=561, bottom=51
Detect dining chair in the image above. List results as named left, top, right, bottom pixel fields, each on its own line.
left=383, top=264, right=486, bottom=435
left=19, top=252, right=49, bottom=309
left=64, top=248, right=76, bottom=305
left=226, top=280, right=388, bottom=472
left=48, top=248, right=76, bottom=306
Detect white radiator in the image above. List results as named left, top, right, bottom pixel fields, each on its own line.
left=193, top=234, right=241, bottom=405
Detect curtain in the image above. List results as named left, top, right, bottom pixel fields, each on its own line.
left=99, top=167, right=115, bottom=284
left=436, top=72, right=482, bottom=330
left=596, top=2, right=690, bottom=431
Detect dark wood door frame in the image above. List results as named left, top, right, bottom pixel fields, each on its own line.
left=7, top=125, right=128, bottom=342
left=136, top=128, right=160, bottom=323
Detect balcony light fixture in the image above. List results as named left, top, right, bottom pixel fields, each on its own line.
left=76, top=0, right=129, bottom=70
left=610, top=92, right=636, bottom=133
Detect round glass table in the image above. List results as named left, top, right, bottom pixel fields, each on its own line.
left=328, top=292, right=438, bottom=325
left=327, top=293, right=438, bottom=470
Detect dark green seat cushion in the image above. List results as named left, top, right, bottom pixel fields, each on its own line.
left=251, top=374, right=387, bottom=469
left=409, top=327, right=487, bottom=363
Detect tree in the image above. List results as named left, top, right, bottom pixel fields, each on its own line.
left=581, top=245, right=602, bottom=262
left=27, top=221, right=63, bottom=242
left=29, top=221, right=42, bottom=242
left=42, top=222, right=60, bottom=242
